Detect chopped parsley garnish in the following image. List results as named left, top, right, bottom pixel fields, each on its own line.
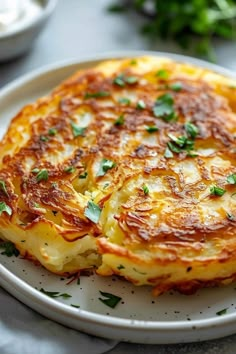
left=156, top=69, right=169, bottom=80
left=210, top=185, right=226, bottom=197
left=133, top=268, right=147, bottom=275
left=130, top=59, right=137, bottom=65
left=142, top=184, right=149, bottom=195
left=71, top=304, right=80, bottom=308
left=48, top=128, right=57, bottom=136
left=117, top=264, right=125, bottom=270
left=99, top=291, right=122, bottom=308
left=40, top=288, right=72, bottom=299
left=97, top=159, right=116, bottom=177
left=84, top=201, right=101, bottom=224
left=136, top=100, right=146, bottom=110
left=0, top=180, right=8, bottom=196
left=79, top=171, right=88, bottom=179
left=114, top=114, right=125, bottom=126
left=36, top=169, right=48, bottom=183
left=64, top=166, right=76, bottom=174
left=170, top=82, right=183, bottom=91
left=40, top=135, right=49, bottom=142
left=113, top=74, right=125, bottom=87
left=0, top=201, right=12, bottom=216
left=33, top=202, right=40, bottom=208
left=84, top=91, right=110, bottom=99
left=226, top=212, right=234, bottom=221
left=125, top=76, right=138, bottom=84
left=167, top=133, right=194, bottom=153
left=118, top=97, right=131, bottom=105
left=185, top=122, right=199, bottom=139
left=227, top=174, right=236, bottom=185
left=71, top=122, right=86, bottom=138
left=216, top=308, right=228, bottom=316
left=146, top=125, right=158, bottom=133
left=164, top=146, right=174, bottom=158
left=153, top=93, right=176, bottom=122
left=113, top=74, right=138, bottom=87
left=0, top=241, right=19, bottom=257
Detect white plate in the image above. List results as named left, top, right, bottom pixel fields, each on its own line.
left=1, top=51, right=236, bottom=344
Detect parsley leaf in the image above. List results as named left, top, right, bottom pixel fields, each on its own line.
left=167, top=133, right=194, bottom=154
left=185, top=122, right=199, bottom=139
left=114, top=114, right=125, bottom=126
left=117, top=264, right=125, bottom=270
left=84, top=91, right=110, bottom=99
left=125, top=76, right=138, bottom=84
left=113, top=74, right=138, bottom=87
left=79, top=171, right=88, bottom=179
left=48, top=128, right=57, bottom=136
left=136, top=100, right=146, bottom=110
left=210, top=185, right=226, bottom=197
left=99, top=291, right=121, bottom=308
left=0, top=201, right=12, bottom=216
left=153, top=93, right=176, bottom=122
left=0, top=241, right=19, bottom=257
left=118, top=97, right=131, bottom=105
left=71, top=122, right=86, bottom=137
left=97, top=159, right=116, bottom=177
left=84, top=201, right=101, bottom=224
left=36, top=169, right=48, bottom=183
left=146, top=125, right=158, bottom=133
left=113, top=74, right=125, bottom=87
left=0, top=180, right=8, bottom=196
left=40, top=135, right=49, bottom=142
left=40, top=288, right=72, bottom=299
left=64, top=166, right=76, bottom=174
left=156, top=69, right=169, bottom=80
left=142, top=184, right=149, bottom=195
left=170, top=82, right=183, bottom=92
left=227, top=174, right=236, bottom=185
left=110, top=1, right=236, bottom=60
left=216, top=308, right=228, bottom=316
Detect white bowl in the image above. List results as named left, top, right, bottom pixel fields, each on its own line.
left=0, top=0, right=57, bottom=62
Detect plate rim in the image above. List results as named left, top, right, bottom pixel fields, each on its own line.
left=1, top=50, right=236, bottom=341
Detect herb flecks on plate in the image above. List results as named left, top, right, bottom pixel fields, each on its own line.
left=0, top=241, right=19, bottom=257
left=39, top=288, right=72, bottom=299
left=99, top=291, right=122, bottom=308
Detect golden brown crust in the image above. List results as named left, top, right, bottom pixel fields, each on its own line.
left=1, top=56, right=236, bottom=293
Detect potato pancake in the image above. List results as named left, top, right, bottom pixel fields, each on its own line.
left=0, top=56, right=236, bottom=295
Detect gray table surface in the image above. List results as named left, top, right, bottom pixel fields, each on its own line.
left=1, top=1, right=236, bottom=353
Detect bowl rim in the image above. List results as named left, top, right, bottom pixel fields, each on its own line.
left=0, top=0, right=57, bottom=40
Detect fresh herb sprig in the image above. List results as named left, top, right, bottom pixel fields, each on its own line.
left=108, top=0, right=236, bottom=60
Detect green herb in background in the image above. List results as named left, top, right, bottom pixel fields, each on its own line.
left=108, top=0, right=236, bottom=60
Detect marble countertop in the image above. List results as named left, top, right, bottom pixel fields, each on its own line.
left=1, top=1, right=236, bottom=353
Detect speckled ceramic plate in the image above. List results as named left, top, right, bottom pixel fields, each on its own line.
left=1, top=51, right=236, bottom=344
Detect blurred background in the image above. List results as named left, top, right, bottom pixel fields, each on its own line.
left=1, top=0, right=236, bottom=88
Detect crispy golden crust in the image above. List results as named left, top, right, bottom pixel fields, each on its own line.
left=1, top=56, right=236, bottom=294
